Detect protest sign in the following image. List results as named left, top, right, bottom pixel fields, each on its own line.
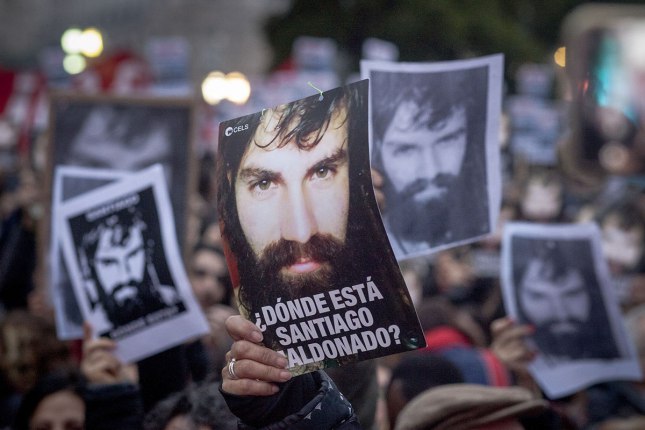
left=501, top=222, right=642, bottom=398
left=216, top=79, right=425, bottom=374
left=361, top=55, right=503, bottom=260
left=59, top=164, right=208, bottom=362
left=51, top=166, right=129, bottom=339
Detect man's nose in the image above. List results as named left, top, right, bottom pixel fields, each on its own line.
left=120, top=259, right=138, bottom=284
left=419, top=146, right=441, bottom=179
left=551, top=298, right=569, bottom=322
left=281, top=185, right=318, bottom=243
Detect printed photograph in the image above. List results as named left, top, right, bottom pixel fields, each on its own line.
left=502, top=222, right=641, bottom=398
left=216, top=79, right=425, bottom=374
left=59, top=165, right=208, bottom=362
left=361, top=55, right=503, bottom=260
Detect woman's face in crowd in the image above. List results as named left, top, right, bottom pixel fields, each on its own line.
left=29, top=390, right=84, bottom=430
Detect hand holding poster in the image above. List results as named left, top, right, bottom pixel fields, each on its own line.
left=216, top=80, right=425, bottom=375
left=59, top=164, right=208, bottom=363
left=361, top=55, right=504, bottom=260
left=501, top=222, right=642, bottom=398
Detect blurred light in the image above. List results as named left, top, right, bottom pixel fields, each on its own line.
left=201, top=71, right=251, bottom=105
left=226, top=72, right=251, bottom=104
left=554, top=46, right=566, bottom=68
left=202, top=71, right=228, bottom=105
left=61, top=28, right=83, bottom=54
left=63, top=54, right=87, bottom=74
left=80, top=27, right=103, bottom=58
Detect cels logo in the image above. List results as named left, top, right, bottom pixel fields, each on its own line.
left=225, top=124, right=249, bottom=137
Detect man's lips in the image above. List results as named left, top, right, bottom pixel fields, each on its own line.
left=285, top=257, right=321, bottom=274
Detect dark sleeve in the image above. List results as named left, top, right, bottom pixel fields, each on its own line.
left=221, top=370, right=362, bottom=430
left=83, top=382, right=144, bottom=430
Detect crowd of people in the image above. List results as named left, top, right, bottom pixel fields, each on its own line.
left=0, top=57, right=645, bottom=430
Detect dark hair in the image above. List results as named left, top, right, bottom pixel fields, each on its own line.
left=143, top=380, right=237, bottom=430
left=79, top=207, right=149, bottom=278
left=215, top=82, right=374, bottom=316
left=370, top=66, right=488, bottom=172
left=388, top=351, right=464, bottom=402
left=511, top=236, right=621, bottom=360
left=190, top=242, right=233, bottom=306
left=12, top=369, right=85, bottom=430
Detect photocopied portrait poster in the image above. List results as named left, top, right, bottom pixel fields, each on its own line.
left=51, top=166, right=130, bottom=340
left=59, top=164, right=208, bottom=363
left=361, top=55, right=503, bottom=261
left=216, top=79, right=426, bottom=375
left=501, top=222, right=641, bottom=399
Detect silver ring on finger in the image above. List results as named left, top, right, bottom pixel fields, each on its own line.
left=227, top=358, right=239, bottom=380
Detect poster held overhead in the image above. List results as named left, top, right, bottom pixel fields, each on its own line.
left=361, top=55, right=504, bottom=260
left=216, top=79, right=425, bottom=375
left=501, top=222, right=642, bottom=399
left=59, top=164, right=208, bottom=363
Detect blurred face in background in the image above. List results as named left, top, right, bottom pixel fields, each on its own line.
left=0, top=324, right=38, bottom=393
left=190, top=248, right=229, bottom=309
left=29, top=390, right=84, bottom=430
left=601, top=213, right=644, bottom=273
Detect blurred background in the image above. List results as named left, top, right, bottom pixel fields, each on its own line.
left=1, top=1, right=645, bottom=429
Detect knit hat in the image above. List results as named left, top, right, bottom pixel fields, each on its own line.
left=394, top=383, right=549, bottom=430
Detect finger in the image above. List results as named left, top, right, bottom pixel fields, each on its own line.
left=225, top=315, right=263, bottom=343
left=371, top=168, right=383, bottom=186
left=227, top=357, right=292, bottom=383
left=490, top=317, right=513, bottom=335
left=221, top=376, right=280, bottom=396
left=230, top=340, right=288, bottom=369
left=83, top=321, right=93, bottom=343
left=84, top=338, right=117, bottom=355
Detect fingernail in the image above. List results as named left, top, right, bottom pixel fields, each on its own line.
left=271, top=384, right=280, bottom=394
left=275, top=356, right=287, bottom=369
left=279, top=370, right=292, bottom=381
left=250, top=331, right=263, bottom=343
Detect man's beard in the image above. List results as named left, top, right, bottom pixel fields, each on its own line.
left=532, top=320, right=588, bottom=362
left=386, top=173, right=457, bottom=245
left=102, top=280, right=165, bottom=326
left=238, top=233, right=353, bottom=315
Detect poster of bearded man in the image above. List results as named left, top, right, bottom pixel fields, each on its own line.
left=216, top=79, right=425, bottom=375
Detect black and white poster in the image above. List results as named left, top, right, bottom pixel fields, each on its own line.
left=59, top=165, right=208, bottom=362
left=361, top=55, right=503, bottom=260
left=51, top=166, right=129, bottom=339
left=501, top=222, right=641, bottom=398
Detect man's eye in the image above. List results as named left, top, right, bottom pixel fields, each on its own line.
left=255, top=179, right=271, bottom=191
left=314, top=166, right=330, bottom=179
left=393, top=146, right=416, bottom=156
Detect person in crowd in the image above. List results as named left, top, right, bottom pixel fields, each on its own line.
left=597, top=200, right=645, bottom=276
left=143, top=378, right=238, bottom=430
left=517, top=168, right=565, bottom=223
left=188, top=243, right=232, bottom=310
left=11, top=369, right=85, bottom=430
left=385, top=351, right=465, bottom=428
left=220, top=314, right=360, bottom=429
left=0, top=310, right=73, bottom=428
left=370, top=66, right=490, bottom=257
left=80, top=322, right=144, bottom=429
left=393, top=383, right=550, bottom=430
left=188, top=242, right=237, bottom=374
